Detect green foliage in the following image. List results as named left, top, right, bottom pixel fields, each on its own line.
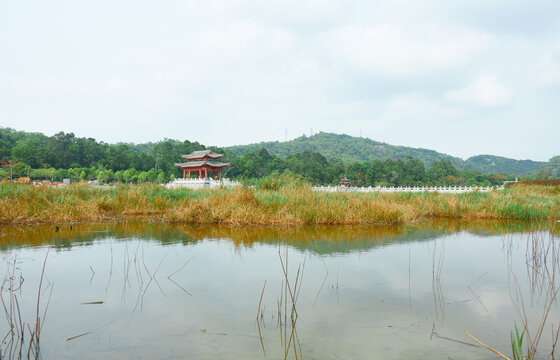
left=30, top=168, right=55, bottom=180
left=465, top=155, right=544, bottom=176
left=137, top=171, right=148, bottom=183
left=286, top=150, right=329, bottom=184
left=97, top=170, right=114, bottom=184
left=228, top=148, right=285, bottom=178
left=511, top=323, right=526, bottom=360
left=229, top=132, right=464, bottom=167
left=227, top=132, right=549, bottom=175
left=245, top=171, right=306, bottom=190
left=1, top=127, right=555, bottom=186
left=544, top=156, right=560, bottom=178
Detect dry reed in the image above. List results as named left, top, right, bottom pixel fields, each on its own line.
left=0, top=183, right=558, bottom=226
left=0, top=250, right=51, bottom=360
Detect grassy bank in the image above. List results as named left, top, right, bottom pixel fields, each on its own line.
left=0, top=182, right=558, bottom=225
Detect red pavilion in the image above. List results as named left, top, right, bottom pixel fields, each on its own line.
left=174, top=150, right=230, bottom=180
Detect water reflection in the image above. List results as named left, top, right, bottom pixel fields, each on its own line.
left=504, top=231, right=560, bottom=359
left=256, top=246, right=307, bottom=359
left=0, top=221, right=558, bottom=359
left=0, top=219, right=554, bottom=252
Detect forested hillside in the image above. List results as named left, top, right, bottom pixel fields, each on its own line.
left=463, top=155, right=546, bottom=176
left=0, top=127, right=555, bottom=186
left=540, top=156, right=560, bottom=178
left=228, top=132, right=547, bottom=175
left=228, top=132, right=464, bottom=166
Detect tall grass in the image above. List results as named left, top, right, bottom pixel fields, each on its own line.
left=0, top=182, right=558, bottom=225
left=1, top=251, right=51, bottom=359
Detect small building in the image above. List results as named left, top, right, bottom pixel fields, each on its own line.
left=174, top=150, right=230, bottom=180
left=340, top=176, right=351, bottom=187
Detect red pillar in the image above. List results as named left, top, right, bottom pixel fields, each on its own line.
left=188, top=171, right=191, bottom=179
left=183, top=168, right=186, bottom=179
left=204, top=168, right=208, bottom=179
left=198, top=169, right=201, bottom=178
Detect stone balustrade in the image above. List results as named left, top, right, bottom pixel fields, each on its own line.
left=165, top=178, right=240, bottom=189
left=312, top=185, right=503, bottom=193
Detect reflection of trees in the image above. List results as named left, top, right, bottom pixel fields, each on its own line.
left=1, top=219, right=549, bottom=254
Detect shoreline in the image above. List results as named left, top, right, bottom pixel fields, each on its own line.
left=0, top=182, right=558, bottom=226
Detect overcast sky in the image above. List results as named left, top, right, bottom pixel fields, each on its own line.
left=1, top=0, right=559, bottom=161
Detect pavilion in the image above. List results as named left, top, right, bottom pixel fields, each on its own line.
left=174, top=150, right=230, bottom=180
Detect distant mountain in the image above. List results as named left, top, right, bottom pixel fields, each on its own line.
left=227, top=132, right=547, bottom=175
left=463, top=155, right=546, bottom=176
left=540, top=155, right=560, bottom=178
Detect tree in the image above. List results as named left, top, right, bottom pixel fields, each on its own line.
left=97, top=169, right=114, bottom=184
left=55, top=168, right=70, bottom=181
left=286, top=150, right=328, bottom=184
left=11, top=134, right=47, bottom=168
left=114, top=170, right=125, bottom=183
left=97, top=171, right=110, bottom=184
left=1, top=160, right=21, bottom=180
left=544, top=156, right=560, bottom=178
left=153, top=140, right=175, bottom=173
left=326, top=157, right=345, bottom=184
left=146, top=168, right=158, bottom=182
left=123, top=168, right=138, bottom=183
left=138, top=171, right=148, bottom=183
left=426, top=160, right=458, bottom=185
left=156, top=171, right=166, bottom=184
left=403, top=157, right=425, bottom=185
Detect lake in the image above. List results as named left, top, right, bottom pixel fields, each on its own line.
left=1, top=221, right=559, bottom=359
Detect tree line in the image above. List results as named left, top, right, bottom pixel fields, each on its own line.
left=1, top=127, right=517, bottom=186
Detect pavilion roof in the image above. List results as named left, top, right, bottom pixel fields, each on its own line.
left=174, top=160, right=230, bottom=169
left=182, top=150, right=224, bottom=160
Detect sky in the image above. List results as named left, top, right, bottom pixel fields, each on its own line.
left=0, top=0, right=559, bottom=161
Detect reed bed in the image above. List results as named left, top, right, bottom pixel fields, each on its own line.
left=0, top=182, right=558, bottom=226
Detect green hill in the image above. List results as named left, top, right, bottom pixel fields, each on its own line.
left=1, top=127, right=551, bottom=176
left=463, top=155, right=546, bottom=176
left=539, top=156, right=560, bottom=178
left=228, top=132, right=463, bottom=165
left=227, top=132, right=547, bottom=175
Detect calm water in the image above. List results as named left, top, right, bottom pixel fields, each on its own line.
left=0, top=221, right=559, bottom=359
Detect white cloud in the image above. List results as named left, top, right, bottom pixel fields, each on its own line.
left=320, top=23, right=494, bottom=76
left=534, top=52, right=560, bottom=86
left=445, top=74, right=513, bottom=107
left=377, top=93, right=462, bottom=127
left=0, top=0, right=558, bottom=160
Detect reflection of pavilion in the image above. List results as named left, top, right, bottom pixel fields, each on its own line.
left=174, top=150, right=230, bottom=180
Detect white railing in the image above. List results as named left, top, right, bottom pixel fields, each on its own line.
left=165, top=178, right=240, bottom=189
left=312, top=185, right=504, bottom=193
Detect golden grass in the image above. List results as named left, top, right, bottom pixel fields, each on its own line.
left=0, top=182, right=558, bottom=225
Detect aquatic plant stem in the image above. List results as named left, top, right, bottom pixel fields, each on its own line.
left=464, top=330, right=511, bottom=360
